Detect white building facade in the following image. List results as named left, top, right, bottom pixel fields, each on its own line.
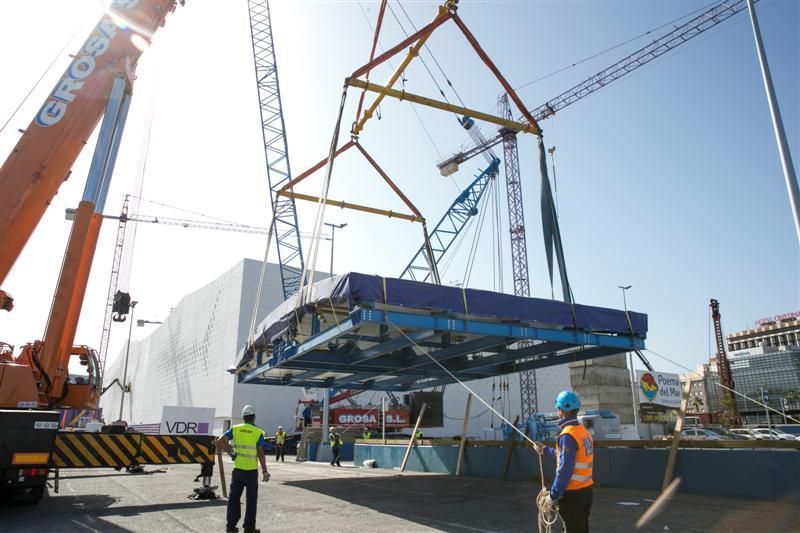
left=101, top=259, right=570, bottom=438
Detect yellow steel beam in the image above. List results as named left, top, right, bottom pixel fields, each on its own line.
left=347, top=78, right=539, bottom=135
left=351, top=4, right=451, bottom=136
left=277, top=190, right=423, bottom=223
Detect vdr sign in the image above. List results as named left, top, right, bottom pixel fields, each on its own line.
left=160, top=406, right=215, bottom=435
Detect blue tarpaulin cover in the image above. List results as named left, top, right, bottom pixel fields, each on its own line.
left=251, top=273, right=647, bottom=348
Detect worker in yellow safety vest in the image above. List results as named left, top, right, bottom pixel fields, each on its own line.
left=414, top=429, right=423, bottom=440
left=362, top=428, right=372, bottom=439
left=534, top=391, right=594, bottom=533
left=275, top=426, right=287, bottom=463
left=329, top=426, right=343, bottom=467
left=217, top=405, right=270, bottom=533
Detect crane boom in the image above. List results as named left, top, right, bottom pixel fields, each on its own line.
left=0, top=0, right=178, bottom=294
left=247, top=0, right=305, bottom=300
left=710, top=298, right=738, bottom=419
left=438, top=0, right=755, bottom=171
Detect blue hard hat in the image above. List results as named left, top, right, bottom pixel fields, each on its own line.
left=555, top=390, right=581, bottom=411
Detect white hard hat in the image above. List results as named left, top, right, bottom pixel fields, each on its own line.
left=242, top=405, right=256, bottom=417
left=278, top=425, right=283, bottom=430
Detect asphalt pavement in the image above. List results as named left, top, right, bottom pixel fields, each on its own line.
left=2, top=458, right=798, bottom=532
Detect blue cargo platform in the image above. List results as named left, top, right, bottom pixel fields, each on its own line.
left=234, top=273, right=647, bottom=391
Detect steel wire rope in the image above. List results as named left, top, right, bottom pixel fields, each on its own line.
left=129, top=195, right=249, bottom=226
left=493, top=170, right=505, bottom=292
left=443, top=405, right=491, bottom=421
left=393, top=1, right=468, bottom=109
left=462, top=176, right=495, bottom=286
left=513, top=0, right=720, bottom=93
left=0, top=26, right=81, bottom=136
left=644, top=348, right=800, bottom=424
left=355, top=0, right=458, bottom=193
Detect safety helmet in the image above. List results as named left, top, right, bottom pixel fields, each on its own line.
left=555, top=391, right=581, bottom=411
left=278, top=426, right=283, bottom=430
left=242, top=405, right=256, bottom=417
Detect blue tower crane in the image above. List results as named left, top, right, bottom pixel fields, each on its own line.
left=247, top=0, right=304, bottom=299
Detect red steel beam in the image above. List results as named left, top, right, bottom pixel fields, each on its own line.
left=354, top=142, right=423, bottom=218
left=355, top=0, right=388, bottom=124
left=451, top=13, right=541, bottom=134
left=279, top=140, right=355, bottom=193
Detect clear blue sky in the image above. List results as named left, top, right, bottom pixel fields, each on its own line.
left=0, top=1, right=797, bottom=378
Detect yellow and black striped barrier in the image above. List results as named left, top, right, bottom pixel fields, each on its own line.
left=51, top=432, right=215, bottom=469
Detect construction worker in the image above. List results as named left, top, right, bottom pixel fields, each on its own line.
left=217, top=405, right=270, bottom=533
left=362, top=428, right=372, bottom=439
left=534, top=391, right=594, bottom=533
left=275, top=425, right=287, bottom=462
left=414, top=428, right=423, bottom=441
left=329, top=426, right=343, bottom=467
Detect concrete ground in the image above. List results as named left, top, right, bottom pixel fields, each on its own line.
left=3, top=459, right=798, bottom=532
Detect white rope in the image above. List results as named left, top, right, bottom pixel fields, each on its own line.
left=247, top=215, right=277, bottom=347
left=386, top=320, right=568, bottom=531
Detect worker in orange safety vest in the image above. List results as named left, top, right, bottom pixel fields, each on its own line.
left=534, top=390, right=594, bottom=533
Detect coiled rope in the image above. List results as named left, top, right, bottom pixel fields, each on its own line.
left=536, top=451, right=562, bottom=533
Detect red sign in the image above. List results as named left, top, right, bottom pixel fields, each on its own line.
left=755, top=311, right=800, bottom=326
left=330, top=408, right=410, bottom=428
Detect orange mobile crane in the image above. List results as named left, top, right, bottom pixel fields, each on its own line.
left=0, top=1, right=216, bottom=503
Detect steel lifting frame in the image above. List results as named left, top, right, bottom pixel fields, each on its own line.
left=277, top=139, right=440, bottom=283
left=238, top=307, right=645, bottom=391
left=285, top=1, right=545, bottom=284
left=346, top=3, right=541, bottom=139
left=247, top=0, right=304, bottom=300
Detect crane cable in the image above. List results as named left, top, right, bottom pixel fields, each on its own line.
left=391, top=1, right=468, bottom=109
left=356, top=0, right=457, bottom=192
left=462, top=176, right=495, bottom=286
left=0, top=26, right=81, bottom=136
left=513, top=0, right=720, bottom=92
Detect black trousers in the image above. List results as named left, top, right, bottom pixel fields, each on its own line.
left=276, top=444, right=285, bottom=462
left=227, top=468, right=258, bottom=530
left=330, top=445, right=341, bottom=466
left=558, top=485, right=593, bottom=533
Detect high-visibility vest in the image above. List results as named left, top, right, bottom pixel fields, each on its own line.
left=232, top=423, right=264, bottom=471
left=329, top=433, right=342, bottom=446
left=363, top=431, right=372, bottom=439
left=276, top=431, right=286, bottom=445
left=415, top=430, right=423, bottom=439
left=556, top=423, right=594, bottom=491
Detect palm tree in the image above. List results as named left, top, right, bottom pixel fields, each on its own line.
left=689, top=395, right=704, bottom=413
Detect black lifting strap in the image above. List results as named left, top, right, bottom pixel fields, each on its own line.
left=537, top=135, right=573, bottom=307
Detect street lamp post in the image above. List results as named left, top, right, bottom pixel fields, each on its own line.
left=746, top=0, right=800, bottom=244
left=619, top=285, right=641, bottom=438
left=323, top=222, right=347, bottom=277
left=118, top=300, right=138, bottom=422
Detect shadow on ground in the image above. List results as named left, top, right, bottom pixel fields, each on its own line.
left=1, top=492, right=226, bottom=532
left=284, top=472, right=800, bottom=533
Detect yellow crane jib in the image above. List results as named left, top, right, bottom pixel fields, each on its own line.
left=276, top=190, right=424, bottom=223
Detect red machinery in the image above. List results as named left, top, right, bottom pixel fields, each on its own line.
left=0, top=1, right=181, bottom=501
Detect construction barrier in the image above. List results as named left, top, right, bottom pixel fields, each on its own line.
left=355, top=439, right=800, bottom=501
left=51, top=432, right=215, bottom=469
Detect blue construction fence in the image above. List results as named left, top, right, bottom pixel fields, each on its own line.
left=354, top=443, right=800, bottom=501
left=309, top=442, right=356, bottom=463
